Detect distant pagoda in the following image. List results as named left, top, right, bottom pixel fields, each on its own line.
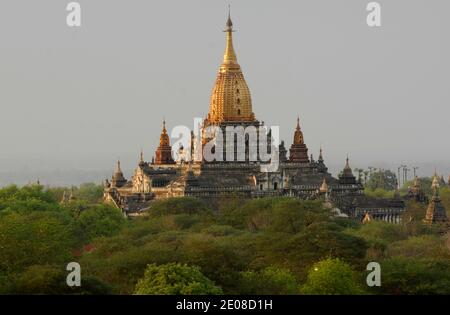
left=423, top=174, right=449, bottom=226
left=288, top=117, right=309, bottom=163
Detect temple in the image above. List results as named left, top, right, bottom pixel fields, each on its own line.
left=103, top=13, right=405, bottom=222
left=423, top=174, right=449, bottom=226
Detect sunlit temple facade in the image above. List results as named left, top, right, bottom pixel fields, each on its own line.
left=103, top=14, right=405, bottom=221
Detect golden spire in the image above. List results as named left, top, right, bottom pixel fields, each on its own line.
left=222, top=7, right=238, bottom=66
left=293, top=116, right=304, bottom=145
left=115, top=159, right=122, bottom=174
left=432, top=171, right=440, bottom=190
left=207, top=10, right=255, bottom=124
left=318, top=146, right=324, bottom=162
left=345, top=155, right=350, bottom=169
left=159, top=119, right=170, bottom=147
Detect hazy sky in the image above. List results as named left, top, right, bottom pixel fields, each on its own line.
left=0, top=0, right=449, bottom=184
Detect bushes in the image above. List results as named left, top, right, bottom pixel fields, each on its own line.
left=4, top=265, right=111, bottom=295
left=378, top=258, right=450, bottom=295
left=0, top=184, right=126, bottom=294
left=149, top=197, right=211, bottom=216
left=78, top=197, right=369, bottom=294
left=74, top=204, right=125, bottom=243
left=134, top=263, right=222, bottom=295
left=239, top=267, right=299, bottom=295
left=300, top=258, right=365, bottom=295
left=2, top=186, right=450, bottom=295
left=221, top=197, right=328, bottom=233
left=387, top=235, right=450, bottom=260
left=0, top=211, right=73, bottom=273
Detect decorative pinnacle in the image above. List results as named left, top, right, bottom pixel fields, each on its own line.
left=116, top=159, right=122, bottom=173
left=222, top=6, right=237, bottom=65
left=226, top=5, right=233, bottom=29
left=162, top=118, right=167, bottom=133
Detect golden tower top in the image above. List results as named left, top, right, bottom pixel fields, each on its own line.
left=159, top=120, right=170, bottom=147
left=206, top=11, right=255, bottom=124
left=222, top=12, right=238, bottom=67
left=293, top=117, right=305, bottom=145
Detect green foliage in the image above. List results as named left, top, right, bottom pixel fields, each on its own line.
left=347, top=221, right=407, bottom=243
left=366, top=169, right=397, bottom=191
left=149, top=197, right=211, bottom=216
left=3, top=264, right=112, bottom=295
left=0, top=184, right=60, bottom=213
left=221, top=197, right=328, bottom=233
left=1, top=183, right=449, bottom=295
left=345, top=221, right=408, bottom=260
left=75, top=183, right=104, bottom=203
left=0, top=183, right=126, bottom=294
left=78, top=197, right=368, bottom=294
left=0, top=211, right=73, bottom=273
left=364, top=188, right=394, bottom=199
left=440, top=186, right=450, bottom=216
left=386, top=235, right=450, bottom=260
left=379, top=257, right=450, bottom=295
left=279, top=222, right=368, bottom=278
left=300, top=258, right=365, bottom=295
left=402, top=177, right=433, bottom=195
left=134, top=263, right=222, bottom=295
left=74, top=204, right=125, bottom=243
left=239, top=267, right=299, bottom=295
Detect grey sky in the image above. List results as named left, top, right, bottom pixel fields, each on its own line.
left=0, top=0, right=449, bottom=185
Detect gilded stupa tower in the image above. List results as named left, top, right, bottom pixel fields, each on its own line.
left=154, top=120, right=175, bottom=165
left=206, top=12, right=255, bottom=124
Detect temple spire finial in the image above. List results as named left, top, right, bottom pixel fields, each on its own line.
left=116, top=159, right=122, bottom=173
left=139, top=149, right=144, bottom=164
left=318, top=145, right=324, bottom=162
left=226, top=4, right=232, bottom=29
left=344, top=154, right=351, bottom=171
left=222, top=7, right=237, bottom=65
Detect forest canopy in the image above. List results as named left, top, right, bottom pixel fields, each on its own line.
left=0, top=183, right=449, bottom=295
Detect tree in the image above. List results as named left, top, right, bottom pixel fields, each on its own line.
left=0, top=184, right=60, bottom=213
left=75, top=183, right=104, bottom=203
left=134, top=263, right=222, bottom=295
left=300, top=258, right=365, bottom=295
left=239, top=267, right=299, bottom=295
left=387, top=235, right=450, bottom=260
left=345, top=221, right=408, bottom=260
left=281, top=222, right=368, bottom=276
left=75, top=204, right=125, bottom=243
left=150, top=197, right=211, bottom=216
left=366, top=169, right=397, bottom=191
left=7, top=264, right=112, bottom=295
left=221, top=197, right=328, bottom=233
left=379, top=258, right=450, bottom=295
left=0, top=212, right=73, bottom=273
